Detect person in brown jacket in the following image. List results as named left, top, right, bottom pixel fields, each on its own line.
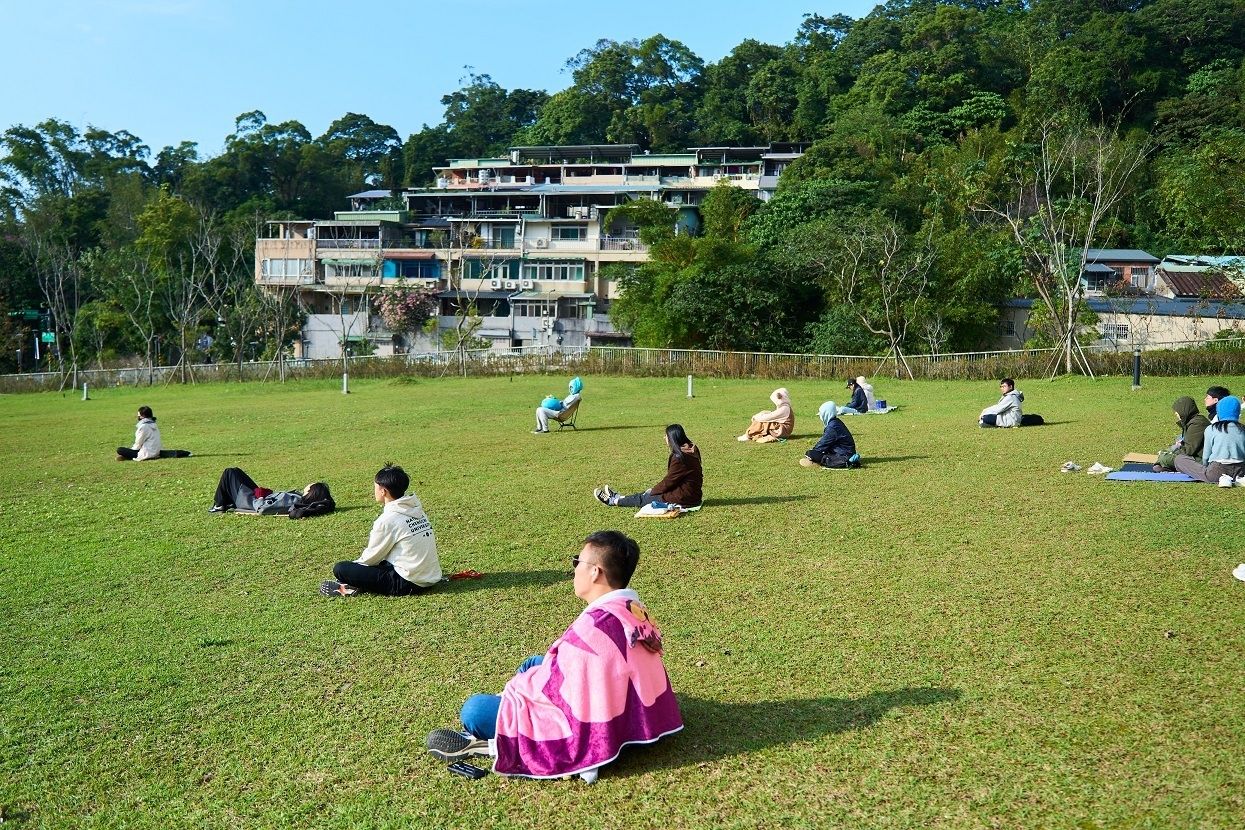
left=737, top=388, right=794, bottom=443
left=595, top=424, right=703, bottom=508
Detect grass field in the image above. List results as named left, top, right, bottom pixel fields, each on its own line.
left=2, top=373, right=1243, bottom=829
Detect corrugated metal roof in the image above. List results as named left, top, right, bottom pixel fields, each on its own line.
left=1160, top=271, right=1241, bottom=299
left=1005, top=297, right=1245, bottom=318
left=1086, top=249, right=1160, bottom=263
left=348, top=189, right=394, bottom=199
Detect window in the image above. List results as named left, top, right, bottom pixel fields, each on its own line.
left=382, top=260, right=440, bottom=280
left=996, top=319, right=1016, bottom=337
left=325, top=261, right=379, bottom=279
left=1130, top=266, right=1154, bottom=290
left=1100, top=323, right=1129, bottom=341
left=522, top=261, right=585, bottom=282
left=261, top=258, right=312, bottom=278
left=514, top=301, right=555, bottom=317
left=553, top=225, right=586, bottom=240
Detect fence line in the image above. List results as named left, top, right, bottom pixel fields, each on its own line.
left=4, top=339, right=1244, bottom=393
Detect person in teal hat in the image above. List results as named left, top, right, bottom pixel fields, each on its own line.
left=534, top=377, right=584, bottom=433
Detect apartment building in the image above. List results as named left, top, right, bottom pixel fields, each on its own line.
left=255, top=143, right=806, bottom=359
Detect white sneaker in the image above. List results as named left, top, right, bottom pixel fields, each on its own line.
left=1218, top=474, right=1235, bottom=488
left=1086, top=462, right=1114, bottom=475
left=736, top=434, right=750, bottom=442
left=1233, top=563, right=1245, bottom=582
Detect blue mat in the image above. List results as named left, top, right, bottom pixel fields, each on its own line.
left=1106, top=461, right=1196, bottom=482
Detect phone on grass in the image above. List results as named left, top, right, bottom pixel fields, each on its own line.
left=447, top=761, right=489, bottom=780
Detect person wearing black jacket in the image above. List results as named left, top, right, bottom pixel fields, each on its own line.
left=594, top=424, right=703, bottom=508
left=799, top=401, right=861, bottom=469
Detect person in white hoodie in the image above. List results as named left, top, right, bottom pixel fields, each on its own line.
left=979, top=378, right=1025, bottom=428
left=321, top=463, right=442, bottom=597
left=116, top=406, right=163, bottom=460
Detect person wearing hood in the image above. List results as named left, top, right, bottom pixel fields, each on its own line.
left=737, top=388, right=794, bottom=442
left=322, top=463, right=442, bottom=597
left=799, top=401, right=861, bottom=469
left=1173, top=395, right=1245, bottom=486
left=534, top=376, right=584, bottom=433
left=840, top=379, right=869, bottom=415
left=856, top=377, right=877, bottom=411
left=116, top=406, right=192, bottom=461
left=979, top=378, right=1024, bottom=428
left=1155, top=397, right=1210, bottom=471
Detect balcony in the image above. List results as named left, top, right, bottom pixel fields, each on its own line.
left=258, top=273, right=316, bottom=286
left=317, top=238, right=382, bottom=249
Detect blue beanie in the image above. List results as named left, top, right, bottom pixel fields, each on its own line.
left=569, top=376, right=583, bottom=395
left=1218, top=395, right=1241, bottom=422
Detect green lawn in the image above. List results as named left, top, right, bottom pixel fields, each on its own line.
left=2, top=373, right=1243, bottom=829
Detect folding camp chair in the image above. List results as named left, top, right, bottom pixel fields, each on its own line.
left=555, top=397, right=581, bottom=430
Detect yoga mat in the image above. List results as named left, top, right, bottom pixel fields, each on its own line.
left=1106, top=461, right=1196, bottom=482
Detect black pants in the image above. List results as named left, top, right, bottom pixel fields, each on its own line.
left=807, top=450, right=855, bottom=468
left=333, top=560, right=424, bottom=597
left=117, top=448, right=191, bottom=459
left=214, top=467, right=258, bottom=510
left=117, top=447, right=139, bottom=459
left=980, top=414, right=998, bottom=427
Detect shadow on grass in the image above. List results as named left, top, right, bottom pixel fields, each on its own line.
left=557, top=425, right=660, bottom=432
left=609, top=686, right=961, bottom=776
left=708, top=495, right=813, bottom=507
left=859, top=454, right=929, bottom=464
left=433, top=569, right=569, bottom=594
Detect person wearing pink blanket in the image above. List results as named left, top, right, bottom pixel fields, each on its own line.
left=426, top=530, right=684, bottom=781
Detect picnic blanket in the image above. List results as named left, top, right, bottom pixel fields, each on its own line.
left=493, top=593, right=684, bottom=778
left=635, top=501, right=702, bottom=518
left=1105, top=461, right=1196, bottom=482
left=867, top=406, right=898, bottom=414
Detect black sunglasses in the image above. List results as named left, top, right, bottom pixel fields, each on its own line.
left=571, top=555, right=597, bottom=569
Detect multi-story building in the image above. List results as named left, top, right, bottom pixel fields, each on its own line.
left=255, top=143, right=807, bottom=359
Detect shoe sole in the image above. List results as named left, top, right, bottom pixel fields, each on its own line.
left=426, top=728, right=489, bottom=761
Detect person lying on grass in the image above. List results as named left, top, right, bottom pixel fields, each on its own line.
left=1155, top=397, right=1209, bottom=472
left=209, top=467, right=335, bottom=518
left=116, top=405, right=191, bottom=461
left=320, top=463, right=442, bottom=597
left=800, top=401, right=861, bottom=469
left=595, top=424, right=703, bottom=508
left=736, top=387, right=794, bottom=442
left=426, top=530, right=683, bottom=782
left=1172, top=395, right=1245, bottom=486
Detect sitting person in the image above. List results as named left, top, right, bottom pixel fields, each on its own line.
left=209, top=467, right=335, bottom=518
left=1155, top=397, right=1209, bottom=471
left=425, top=530, right=683, bottom=781
left=116, top=406, right=191, bottom=460
left=1173, top=395, right=1245, bottom=486
left=534, top=376, right=583, bottom=434
left=979, top=378, right=1024, bottom=427
left=1206, top=385, right=1232, bottom=422
left=595, top=424, right=702, bottom=508
left=737, top=387, right=794, bottom=442
left=799, top=401, right=861, bottom=469
left=839, top=379, right=869, bottom=415
left=321, top=463, right=442, bottom=597
left=856, top=376, right=877, bottom=411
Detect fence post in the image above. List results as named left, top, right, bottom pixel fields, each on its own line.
left=342, top=372, right=350, bottom=395
left=687, top=374, right=694, bottom=398
left=82, top=382, right=89, bottom=400
left=1131, top=347, right=1141, bottom=390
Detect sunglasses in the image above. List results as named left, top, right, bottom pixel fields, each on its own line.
left=571, top=555, right=597, bottom=569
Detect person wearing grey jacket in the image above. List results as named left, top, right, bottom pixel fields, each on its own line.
left=979, top=379, right=1024, bottom=428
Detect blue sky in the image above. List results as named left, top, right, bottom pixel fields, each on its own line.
left=2, top=0, right=878, bottom=159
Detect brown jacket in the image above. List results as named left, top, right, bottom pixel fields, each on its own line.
left=651, top=445, right=703, bottom=507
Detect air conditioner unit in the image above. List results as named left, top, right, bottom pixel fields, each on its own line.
left=534, top=238, right=548, bottom=248
left=489, top=278, right=502, bottom=289
left=520, top=279, right=534, bottom=289
left=505, top=280, right=518, bottom=290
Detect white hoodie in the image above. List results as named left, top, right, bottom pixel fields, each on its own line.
left=356, top=493, right=442, bottom=586
left=132, top=418, right=163, bottom=461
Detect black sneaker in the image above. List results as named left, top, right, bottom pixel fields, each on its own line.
left=208, top=505, right=228, bottom=513
left=426, top=728, right=490, bottom=761
left=320, top=580, right=358, bottom=598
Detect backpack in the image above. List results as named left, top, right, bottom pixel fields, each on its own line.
left=254, top=490, right=303, bottom=515
left=1020, top=414, right=1045, bottom=427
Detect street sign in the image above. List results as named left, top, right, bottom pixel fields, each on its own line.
left=40, top=332, right=55, bottom=344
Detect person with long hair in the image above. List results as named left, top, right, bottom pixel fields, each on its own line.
left=209, top=467, right=336, bottom=518
left=1173, top=395, right=1245, bottom=486
left=594, top=424, right=703, bottom=508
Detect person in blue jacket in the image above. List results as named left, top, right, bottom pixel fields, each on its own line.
left=799, top=401, right=861, bottom=469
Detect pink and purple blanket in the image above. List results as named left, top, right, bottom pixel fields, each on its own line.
left=494, top=594, right=683, bottom=778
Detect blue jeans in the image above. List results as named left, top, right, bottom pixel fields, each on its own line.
left=460, top=655, right=543, bottom=739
